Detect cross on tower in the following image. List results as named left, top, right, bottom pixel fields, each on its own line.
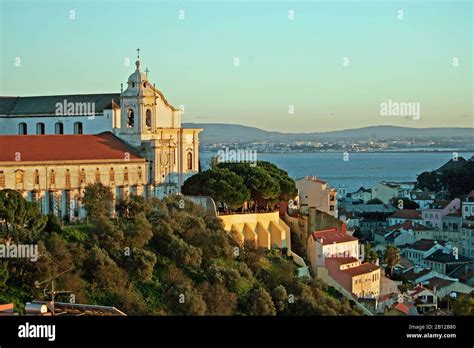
left=136, top=48, right=140, bottom=59
left=145, top=68, right=150, bottom=77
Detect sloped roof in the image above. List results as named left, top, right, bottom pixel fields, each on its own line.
left=312, top=228, right=358, bottom=245
left=0, top=93, right=120, bottom=116
left=425, top=249, right=472, bottom=263
left=0, top=132, right=144, bottom=163
left=389, top=209, right=422, bottom=219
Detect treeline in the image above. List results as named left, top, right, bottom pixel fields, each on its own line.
left=0, top=187, right=361, bottom=315
left=417, top=158, right=474, bottom=198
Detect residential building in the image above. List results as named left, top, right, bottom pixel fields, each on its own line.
left=296, top=176, right=337, bottom=217
left=374, top=221, right=434, bottom=249
left=422, top=199, right=461, bottom=230
left=410, top=190, right=435, bottom=209
left=388, top=209, right=422, bottom=226
left=371, top=181, right=415, bottom=204
left=403, top=239, right=446, bottom=267
left=461, top=190, right=474, bottom=219
left=462, top=217, right=474, bottom=258
left=424, top=248, right=473, bottom=276
left=325, top=257, right=380, bottom=299
left=424, top=277, right=474, bottom=300
left=349, top=186, right=372, bottom=203
left=407, top=286, right=438, bottom=314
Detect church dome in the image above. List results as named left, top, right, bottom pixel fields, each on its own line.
left=127, top=60, right=147, bottom=84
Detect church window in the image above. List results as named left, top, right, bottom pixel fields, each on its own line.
left=95, top=168, right=101, bottom=183
left=187, top=152, right=193, bottom=170
left=36, top=122, right=45, bottom=134
left=146, top=109, right=152, bottom=129
left=65, top=169, right=71, bottom=188
left=124, top=167, right=129, bottom=183
left=18, top=123, right=27, bottom=135
left=50, top=170, right=56, bottom=185
left=137, top=166, right=142, bottom=180
left=34, top=170, right=40, bottom=185
left=55, top=122, right=64, bottom=134
left=132, top=83, right=135, bottom=88
left=127, top=109, right=135, bottom=128
left=79, top=169, right=86, bottom=184
left=0, top=171, right=4, bottom=188
left=74, top=122, right=83, bottom=134
left=109, top=167, right=115, bottom=182
left=15, top=170, right=24, bottom=184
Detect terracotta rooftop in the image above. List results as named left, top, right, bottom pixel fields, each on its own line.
left=0, top=132, right=144, bottom=163
left=407, top=239, right=443, bottom=251
left=312, top=228, right=358, bottom=245
left=326, top=257, right=359, bottom=265
left=392, top=302, right=409, bottom=315
left=425, top=249, right=472, bottom=263
left=389, top=209, right=422, bottom=220
left=383, top=220, right=430, bottom=233
left=341, top=262, right=379, bottom=276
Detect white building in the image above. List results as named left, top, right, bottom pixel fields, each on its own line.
left=296, top=176, right=337, bottom=217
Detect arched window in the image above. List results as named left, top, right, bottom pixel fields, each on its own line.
left=65, top=169, right=71, bottom=188
left=79, top=168, right=86, bottom=184
left=137, top=166, right=142, bottom=181
left=36, top=122, right=45, bottom=135
left=109, top=167, right=115, bottom=182
left=18, top=122, right=27, bottom=135
left=127, top=109, right=134, bottom=128
left=124, top=167, right=129, bottom=183
left=95, top=168, right=101, bottom=183
left=55, top=122, right=64, bottom=134
left=34, top=170, right=40, bottom=185
left=187, top=152, right=193, bottom=170
left=74, top=122, right=83, bottom=134
left=0, top=171, right=5, bottom=188
left=50, top=170, right=56, bottom=185
left=15, top=170, right=24, bottom=184
left=145, top=109, right=152, bottom=129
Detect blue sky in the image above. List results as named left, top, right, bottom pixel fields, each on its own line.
left=0, top=0, right=472, bottom=132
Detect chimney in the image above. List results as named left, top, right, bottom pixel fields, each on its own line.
left=414, top=265, right=420, bottom=274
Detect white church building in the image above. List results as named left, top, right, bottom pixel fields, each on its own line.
left=0, top=53, right=202, bottom=219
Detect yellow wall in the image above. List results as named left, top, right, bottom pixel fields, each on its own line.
left=219, top=212, right=290, bottom=250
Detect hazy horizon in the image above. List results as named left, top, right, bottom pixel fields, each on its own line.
left=1, top=0, right=472, bottom=132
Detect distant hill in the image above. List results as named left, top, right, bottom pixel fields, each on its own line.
left=183, top=123, right=474, bottom=144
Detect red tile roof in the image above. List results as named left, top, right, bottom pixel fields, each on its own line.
left=342, top=262, right=379, bottom=276
left=393, top=302, right=409, bottom=315
left=389, top=209, right=422, bottom=219
left=425, top=277, right=455, bottom=290
left=312, top=228, right=358, bottom=245
left=0, top=132, right=144, bottom=163
left=383, top=220, right=430, bottom=233
left=326, top=257, right=359, bottom=265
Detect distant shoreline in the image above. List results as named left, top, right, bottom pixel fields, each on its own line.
left=201, top=150, right=474, bottom=154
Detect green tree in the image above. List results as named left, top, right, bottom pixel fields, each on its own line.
left=182, top=167, right=250, bottom=210
left=363, top=243, right=379, bottom=264
left=452, top=293, right=474, bottom=315
left=82, top=183, right=113, bottom=220
left=383, top=245, right=400, bottom=276
left=245, top=287, right=276, bottom=315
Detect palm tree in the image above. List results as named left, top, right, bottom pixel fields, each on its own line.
left=384, top=244, right=400, bottom=276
